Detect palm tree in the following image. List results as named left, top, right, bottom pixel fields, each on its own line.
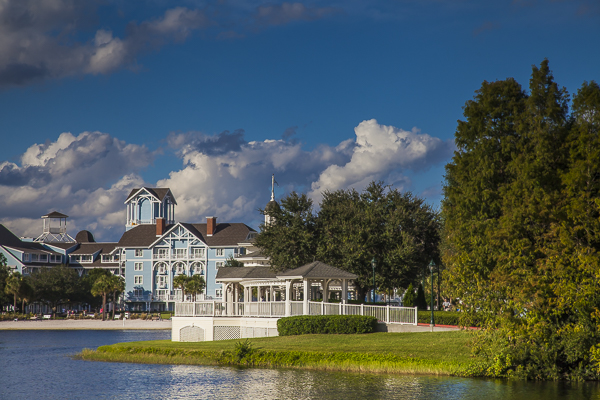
left=186, top=275, right=206, bottom=302
left=173, top=274, right=189, bottom=301
left=110, top=275, right=125, bottom=320
left=5, top=272, right=22, bottom=313
left=91, top=275, right=113, bottom=321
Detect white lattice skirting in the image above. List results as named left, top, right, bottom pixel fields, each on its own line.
left=171, top=317, right=280, bottom=341
left=180, top=325, right=205, bottom=342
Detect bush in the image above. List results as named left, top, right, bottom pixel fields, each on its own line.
left=403, top=284, right=415, bottom=307
left=416, top=311, right=482, bottom=327
left=277, top=315, right=377, bottom=336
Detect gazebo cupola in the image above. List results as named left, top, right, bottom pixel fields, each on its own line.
left=34, top=211, right=76, bottom=243
left=125, top=187, right=177, bottom=231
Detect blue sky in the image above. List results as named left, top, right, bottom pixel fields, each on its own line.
left=0, top=0, right=598, bottom=241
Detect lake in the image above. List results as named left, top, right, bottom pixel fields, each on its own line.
left=0, top=330, right=598, bottom=399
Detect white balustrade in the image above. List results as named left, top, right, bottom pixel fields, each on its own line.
left=174, top=300, right=417, bottom=325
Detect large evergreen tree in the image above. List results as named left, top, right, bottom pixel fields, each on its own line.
left=443, top=59, right=600, bottom=379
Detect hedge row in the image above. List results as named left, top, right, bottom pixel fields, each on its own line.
left=277, top=315, right=378, bottom=336
left=416, top=311, right=482, bottom=327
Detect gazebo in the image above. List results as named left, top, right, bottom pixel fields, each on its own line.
left=216, top=261, right=357, bottom=316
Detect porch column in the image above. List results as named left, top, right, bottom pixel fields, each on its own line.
left=285, top=281, right=291, bottom=316
left=342, top=279, right=348, bottom=304
left=303, top=279, right=309, bottom=315
left=323, top=279, right=330, bottom=303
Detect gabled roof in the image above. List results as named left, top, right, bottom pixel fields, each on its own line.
left=216, top=266, right=276, bottom=281
left=120, top=222, right=256, bottom=249
left=71, top=243, right=118, bottom=255
left=182, top=223, right=256, bottom=247
left=124, top=187, right=177, bottom=204
left=42, top=211, right=68, bottom=219
left=277, top=261, right=357, bottom=280
left=44, top=242, right=79, bottom=251
left=118, top=224, right=174, bottom=247
left=0, top=225, right=60, bottom=254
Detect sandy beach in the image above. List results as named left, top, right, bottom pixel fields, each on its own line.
left=0, top=319, right=171, bottom=330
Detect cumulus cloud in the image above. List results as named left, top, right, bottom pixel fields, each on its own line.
left=308, top=119, right=455, bottom=202
left=0, top=120, right=452, bottom=241
left=0, top=131, right=151, bottom=240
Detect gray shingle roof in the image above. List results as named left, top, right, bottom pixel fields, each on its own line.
left=0, top=225, right=61, bottom=254
left=118, top=224, right=174, bottom=247
left=117, top=222, right=255, bottom=248
left=182, top=223, right=256, bottom=247
left=42, top=211, right=69, bottom=218
left=71, top=243, right=118, bottom=255
left=277, top=261, right=357, bottom=280
left=216, top=267, right=276, bottom=281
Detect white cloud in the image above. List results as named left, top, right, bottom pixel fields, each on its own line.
left=0, top=120, right=453, bottom=241
left=0, top=131, right=151, bottom=240
left=308, top=119, right=455, bottom=202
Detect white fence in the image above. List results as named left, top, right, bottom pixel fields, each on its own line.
left=175, top=301, right=417, bottom=325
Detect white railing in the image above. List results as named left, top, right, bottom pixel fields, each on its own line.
left=175, top=300, right=417, bottom=324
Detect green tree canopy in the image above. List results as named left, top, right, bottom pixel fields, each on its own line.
left=28, top=265, right=79, bottom=314
left=255, top=181, right=441, bottom=299
left=443, top=59, right=600, bottom=379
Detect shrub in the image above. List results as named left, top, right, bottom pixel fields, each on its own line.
left=403, top=284, right=415, bottom=307
left=416, top=311, right=482, bottom=327
left=277, top=315, right=377, bottom=336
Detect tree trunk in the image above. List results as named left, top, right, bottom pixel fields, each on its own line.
left=102, top=293, right=106, bottom=321
left=112, top=291, right=116, bottom=320
left=13, top=293, right=17, bottom=313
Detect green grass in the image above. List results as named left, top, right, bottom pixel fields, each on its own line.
left=76, top=331, right=484, bottom=376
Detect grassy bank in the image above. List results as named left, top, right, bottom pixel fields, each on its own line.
left=76, top=331, right=485, bottom=376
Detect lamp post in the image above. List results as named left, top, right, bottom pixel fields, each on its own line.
left=371, top=257, right=376, bottom=303
left=429, top=260, right=435, bottom=329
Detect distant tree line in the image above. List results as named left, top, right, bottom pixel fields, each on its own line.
left=1, top=254, right=124, bottom=320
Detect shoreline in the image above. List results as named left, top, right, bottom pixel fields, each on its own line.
left=0, top=319, right=171, bottom=330
left=75, top=332, right=480, bottom=377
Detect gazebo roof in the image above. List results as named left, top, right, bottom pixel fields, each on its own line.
left=276, top=261, right=357, bottom=280
left=216, top=267, right=276, bottom=282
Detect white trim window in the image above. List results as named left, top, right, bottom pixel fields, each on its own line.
left=39, top=254, right=48, bottom=262
left=216, top=248, right=224, bottom=257
left=174, top=248, right=187, bottom=259
left=157, top=275, right=167, bottom=288
left=23, top=253, right=30, bottom=262
left=101, top=254, right=111, bottom=263
left=216, top=261, right=224, bottom=269
left=135, top=249, right=143, bottom=257
left=133, top=288, right=143, bottom=297
left=80, top=255, right=92, bottom=263
left=191, top=248, right=205, bottom=259
left=134, top=262, right=143, bottom=271
left=31, top=254, right=39, bottom=262
left=215, top=288, right=223, bottom=298
left=175, top=264, right=185, bottom=275
left=154, top=248, right=168, bottom=259
left=134, top=275, right=143, bottom=284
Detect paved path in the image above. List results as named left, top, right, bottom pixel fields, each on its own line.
left=0, top=319, right=171, bottom=330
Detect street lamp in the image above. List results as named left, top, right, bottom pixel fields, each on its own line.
left=429, top=260, right=435, bottom=329
left=371, top=257, right=376, bottom=303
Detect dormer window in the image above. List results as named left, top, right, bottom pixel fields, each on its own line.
left=23, top=254, right=30, bottom=262
left=31, top=254, right=39, bottom=262
left=80, top=255, right=92, bottom=263
left=39, top=254, right=48, bottom=262
left=102, top=254, right=111, bottom=263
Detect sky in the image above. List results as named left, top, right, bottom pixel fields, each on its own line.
left=0, top=0, right=598, bottom=241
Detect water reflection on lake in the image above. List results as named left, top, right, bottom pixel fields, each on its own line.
left=0, top=330, right=598, bottom=399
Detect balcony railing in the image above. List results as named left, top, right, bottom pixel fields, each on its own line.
left=174, top=301, right=418, bottom=325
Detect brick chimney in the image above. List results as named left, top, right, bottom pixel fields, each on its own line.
left=206, top=216, right=217, bottom=236
left=156, top=217, right=165, bottom=237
